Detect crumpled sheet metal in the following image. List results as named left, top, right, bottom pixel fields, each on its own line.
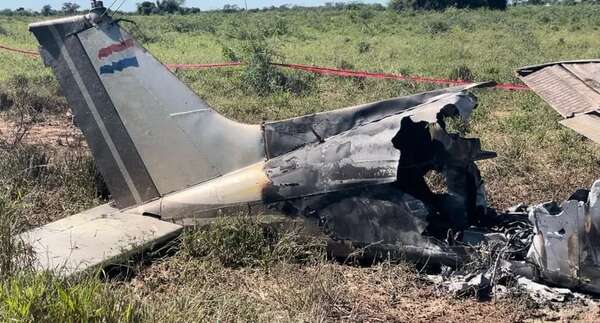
left=263, top=83, right=489, bottom=158
left=263, top=89, right=481, bottom=202
left=261, top=85, right=492, bottom=265
left=516, top=277, right=577, bottom=303
left=527, top=179, right=600, bottom=294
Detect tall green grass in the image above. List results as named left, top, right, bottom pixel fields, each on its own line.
left=0, top=273, right=142, bottom=322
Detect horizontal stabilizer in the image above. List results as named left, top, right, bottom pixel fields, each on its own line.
left=20, top=204, right=182, bottom=275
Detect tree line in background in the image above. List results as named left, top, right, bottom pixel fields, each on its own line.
left=1, top=0, right=599, bottom=16
left=388, top=0, right=508, bottom=10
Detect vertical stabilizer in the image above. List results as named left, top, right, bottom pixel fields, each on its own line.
left=29, top=10, right=265, bottom=208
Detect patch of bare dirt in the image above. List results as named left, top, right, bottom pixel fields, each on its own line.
left=0, top=114, right=86, bottom=151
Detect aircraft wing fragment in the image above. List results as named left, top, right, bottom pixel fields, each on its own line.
left=19, top=204, right=182, bottom=276
left=517, top=60, right=600, bottom=144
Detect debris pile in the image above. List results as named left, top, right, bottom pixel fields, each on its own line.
left=420, top=179, right=600, bottom=305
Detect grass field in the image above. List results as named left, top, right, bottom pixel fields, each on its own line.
left=1, top=5, right=600, bottom=322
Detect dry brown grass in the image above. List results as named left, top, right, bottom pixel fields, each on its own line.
left=126, top=255, right=546, bottom=323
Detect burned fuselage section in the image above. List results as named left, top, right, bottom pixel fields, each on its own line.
left=134, top=83, right=498, bottom=265
left=259, top=84, right=497, bottom=262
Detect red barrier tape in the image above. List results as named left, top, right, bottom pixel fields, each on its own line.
left=0, top=43, right=529, bottom=91
left=0, top=44, right=40, bottom=57
left=166, top=62, right=242, bottom=69
left=166, top=61, right=529, bottom=91
left=271, top=63, right=530, bottom=91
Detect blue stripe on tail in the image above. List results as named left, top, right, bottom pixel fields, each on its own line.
left=100, top=57, right=139, bottom=75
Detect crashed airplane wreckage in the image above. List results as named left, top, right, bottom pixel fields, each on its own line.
left=19, top=1, right=600, bottom=297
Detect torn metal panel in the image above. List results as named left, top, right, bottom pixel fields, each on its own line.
left=559, top=112, right=600, bottom=145
left=263, top=90, right=483, bottom=202
left=516, top=277, right=576, bottom=303
left=527, top=180, right=600, bottom=294
left=517, top=63, right=600, bottom=117
left=517, top=60, right=600, bottom=145
left=20, top=203, right=183, bottom=275
left=264, top=84, right=490, bottom=158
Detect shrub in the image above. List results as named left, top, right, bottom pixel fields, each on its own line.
left=283, top=71, right=316, bottom=95
left=156, top=0, right=185, bottom=14
left=425, top=19, right=451, bottom=34
left=222, top=46, right=239, bottom=62
left=336, top=59, right=355, bottom=70
left=271, top=18, right=290, bottom=36
left=236, top=39, right=314, bottom=96
left=137, top=1, right=157, bottom=15
left=240, top=41, right=287, bottom=95
left=389, top=0, right=408, bottom=12
left=389, top=0, right=507, bottom=11
left=449, top=65, right=475, bottom=82
left=357, top=41, right=371, bottom=54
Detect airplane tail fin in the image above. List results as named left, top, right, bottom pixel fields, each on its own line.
left=29, top=13, right=265, bottom=208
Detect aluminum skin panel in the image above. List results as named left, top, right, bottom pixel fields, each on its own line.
left=520, top=65, right=600, bottom=117
left=20, top=203, right=183, bottom=275
left=77, top=21, right=264, bottom=195
left=29, top=17, right=159, bottom=208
